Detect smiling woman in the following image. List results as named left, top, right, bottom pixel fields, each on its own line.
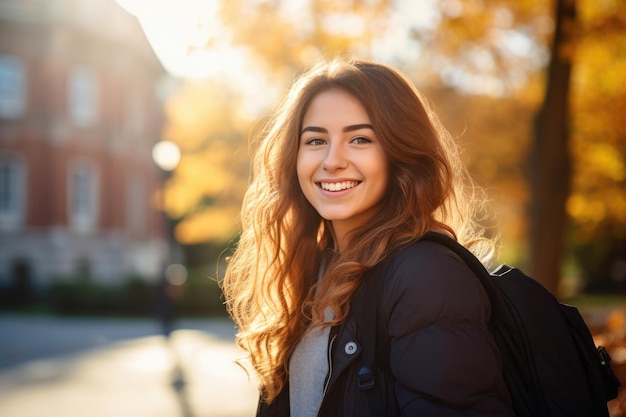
left=222, top=57, right=514, bottom=417
left=297, top=89, right=388, bottom=251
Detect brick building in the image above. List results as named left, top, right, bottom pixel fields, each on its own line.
left=0, top=0, right=168, bottom=302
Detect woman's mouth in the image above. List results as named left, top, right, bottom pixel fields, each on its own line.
left=319, top=181, right=360, bottom=192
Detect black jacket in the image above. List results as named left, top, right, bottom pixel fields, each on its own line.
left=257, top=239, right=515, bottom=416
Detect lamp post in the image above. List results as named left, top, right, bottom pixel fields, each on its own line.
left=151, top=140, right=185, bottom=337
left=151, top=140, right=194, bottom=415
left=151, top=139, right=181, bottom=268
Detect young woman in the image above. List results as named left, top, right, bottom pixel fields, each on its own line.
left=222, top=58, right=515, bottom=416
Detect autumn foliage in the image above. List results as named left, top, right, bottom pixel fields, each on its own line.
left=161, top=0, right=625, bottom=294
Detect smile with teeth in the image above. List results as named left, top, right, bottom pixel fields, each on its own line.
left=319, top=181, right=360, bottom=192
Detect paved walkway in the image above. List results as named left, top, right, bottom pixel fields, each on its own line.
left=0, top=315, right=258, bottom=417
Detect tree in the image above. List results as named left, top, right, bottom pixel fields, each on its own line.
left=159, top=0, right=626, bottom=296
left=417, top=0, right=625, bottom=294
left=529, top=0, right=576, bottom=294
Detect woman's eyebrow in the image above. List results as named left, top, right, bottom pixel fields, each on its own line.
left=301, top=126, right=327, bottom=134
left=300, top=123, right=374, bottom=135
left=343, top=123, right=373, bottom=132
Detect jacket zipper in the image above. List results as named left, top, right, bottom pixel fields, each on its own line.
left=319, top=333, right=337, bottom=409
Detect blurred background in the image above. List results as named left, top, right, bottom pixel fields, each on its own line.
left=0, top=0, right=624, bottom=416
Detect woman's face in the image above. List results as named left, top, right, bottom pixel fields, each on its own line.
left=297, top=89, right=389, bottom=247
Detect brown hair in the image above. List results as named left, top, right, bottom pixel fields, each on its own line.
left=221, top=57, right=491, bottom=403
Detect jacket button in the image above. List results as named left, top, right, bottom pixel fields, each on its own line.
left=344, top=341, right=357, bottom=355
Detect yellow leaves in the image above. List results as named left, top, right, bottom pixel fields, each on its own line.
left=567, top=194, right=607, bottom=223
left=575, top=36, right=626, bottom=95
left=579, top=0, right=625, bottom=26
left=586, top=143, right=625, bottom=182
left=567, top=1, right=626, bottom=242
left=164, top=145, right=235, bottom=219
left=163, top=79, right=240, bottom=152
left=161, top=78, right=251, bottom=234
left=572, top=142, right=625, bottom=191
left=568, top=142, right=626, bottom=235
left=175, top=205, right=241, bottom=244
left=219, top=0, right=393, bottom=74
left=567, top=190, right=626, bottom=229
left=156, top=0, right=626, bottom=250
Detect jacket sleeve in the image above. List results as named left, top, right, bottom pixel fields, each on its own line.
left=380, top=241, right=515, bottom=416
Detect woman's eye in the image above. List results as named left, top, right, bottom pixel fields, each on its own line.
left=351, top=136, right=371, bottom=144
left=305, top=138, right=325, bottom=146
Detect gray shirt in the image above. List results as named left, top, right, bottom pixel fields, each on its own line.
left=289, top=259, right=334, bottom=417
left=288, top=306, right=334, bottom=417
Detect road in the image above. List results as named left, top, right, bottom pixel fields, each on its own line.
left=0, top=314, right=258, bottom=417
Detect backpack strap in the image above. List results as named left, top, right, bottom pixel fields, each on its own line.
left=354, top=265, right=386, bottom=415
left=354, top=232, right=499, bottom=413
left=356, top=273, right=376, bottom=390
left=421, top=231, right=620, bottom=416
left=354, top=233, right=484, bottom=413
left=420, top=232, right=505, bottom=306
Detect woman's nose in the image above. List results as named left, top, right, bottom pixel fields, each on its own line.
left=322, top=142, right=347, bottom=171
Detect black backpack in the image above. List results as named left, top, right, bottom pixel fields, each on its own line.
left=357, top=232, right=621, bottom=417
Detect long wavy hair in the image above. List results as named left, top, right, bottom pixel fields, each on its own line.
left=221, top=57, right=491, bottom=403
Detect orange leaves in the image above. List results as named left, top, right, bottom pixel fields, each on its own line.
left=161, top=77, right=251, bottom=244
left=577, top=143, right=625, bottom=185
left=157, top=0, right=625, bottom=253
left=164, top=145, right=235, bottom=219
left=175, top=205, right=241, bottom=244
left=163, top=80, right=240, bottom=152
left=565, top=0, right=626, bottom=244
left=607, top=310, right=626, bottom=333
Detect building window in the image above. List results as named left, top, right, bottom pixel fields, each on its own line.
left=125, top=93, right=144, bottom=135
left=0, top=158, right=25, bottom=230
left=0, top=55, right=25, bottom=118
left=68, top=66, right=98, bottom=127
left=69, top=161, right=98, bottom=233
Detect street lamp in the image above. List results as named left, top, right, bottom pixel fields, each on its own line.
left=151, top=139, right=193, bottom=413
left=151, top=140, right=185, bottom=337
left=152, top=140, right=181, bottom=172
left=151, top=139, right=181, bottom=252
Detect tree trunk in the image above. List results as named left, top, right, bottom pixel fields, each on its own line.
left=529, top=0, right=577, bottom=296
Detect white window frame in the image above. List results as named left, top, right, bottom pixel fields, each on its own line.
left=68, top=159, right=99, bottom=233
left=0, top=156, right=26, bottom=231
left=68, top=66, right=98, bottom=127
left=0, top=55, right=26, bottom=118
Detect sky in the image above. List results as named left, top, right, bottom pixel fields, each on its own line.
left=114, top=0, right=293, bottom=116
left=115, top=0, right=240, bottom=79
